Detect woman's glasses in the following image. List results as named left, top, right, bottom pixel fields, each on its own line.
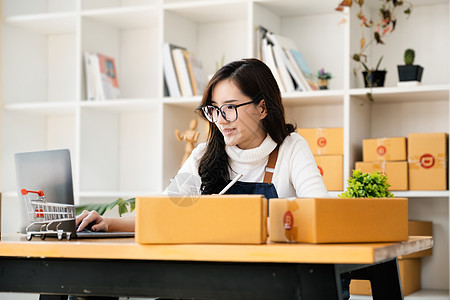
left=201, top=93, right=263, bottom=123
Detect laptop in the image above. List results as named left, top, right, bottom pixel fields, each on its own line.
left=15, top=149, right=134, bottom=239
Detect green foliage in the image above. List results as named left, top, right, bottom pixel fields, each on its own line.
left=339, top=169, right=394, bottom=198
left=76, top=197, right=135, bottom=217
left=404, top=48, right=415, bottom=65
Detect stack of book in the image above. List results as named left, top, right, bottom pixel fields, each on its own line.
left=84, top=52, right=120, bottom=101
left=256, top=26, right=318, bottom=93
left=162, top=43, right=208, bottom=98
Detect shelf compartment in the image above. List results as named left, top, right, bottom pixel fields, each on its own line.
left=3, top=21, right=77, bottom=104
left=79, top=107, right=163, bottom=194
left=81, top=14, right=162, bottom=99
left=163, top=2, right=249, bottom=80
left=2, top=111, right=76, bottom=192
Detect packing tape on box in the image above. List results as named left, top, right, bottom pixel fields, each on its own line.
left=372, top=161, right=387, bottom=174
left=315, top=128, right=326, bottom=155
left=376, top=138, right=393, bottom=160
left=408, top=153, right=447, bottom=170
left=283, top=198, right=300, bottom=242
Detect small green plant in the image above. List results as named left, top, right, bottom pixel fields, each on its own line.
left=76, top=197, right=135, bottom=217
left=339, top=169, right=394, bottom=198
left=404, top=48, right=415, bottom=65
left=317, top=68, right=332, bottom=80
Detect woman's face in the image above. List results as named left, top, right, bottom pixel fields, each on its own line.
left=211, top=79, right=267, bottom=149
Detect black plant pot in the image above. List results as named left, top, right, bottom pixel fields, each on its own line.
left=397, top=65, right=424, bottom=82
left=362, top=70, right=387, bottom=88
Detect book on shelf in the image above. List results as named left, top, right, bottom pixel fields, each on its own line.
left=84, top=51, right=120, bottom=101
left=162, top=43, right=182, bottom=97
left=261, top=37, right=286, bottom=93
left=257, top=26, right=318, bottom=92
left=163, top=43, right=207, bottom=98
left=289, top=49, right=318, bottom=91
left=172, top=48, right=194, bottom=97
left=185, top=52, right=208, bottom=96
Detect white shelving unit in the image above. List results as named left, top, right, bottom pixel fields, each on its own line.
left=1, top=0, right=449, bottom=299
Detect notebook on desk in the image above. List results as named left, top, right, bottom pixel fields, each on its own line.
left=15, top=149, right=134, bottom=239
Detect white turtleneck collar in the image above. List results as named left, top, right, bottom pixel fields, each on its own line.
left=225, top=134, right=277, bottom=164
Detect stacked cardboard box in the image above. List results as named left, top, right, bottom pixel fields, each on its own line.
left=350, top=220, right=432, bottom=296
left=297, top=128, right=343, bottom=191
left=408, top=133, right=448, bottom=190
left=356, top=137, right=408, bottom=190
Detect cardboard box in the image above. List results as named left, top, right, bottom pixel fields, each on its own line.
left=363, top=137, right=407, bottom=162
left=350, top=258, right=421, bottom=296
left=297, top=128, right=343, bottom=155
left=408, top=132, right=448, bottom=190
left=269, top=197, right=408, bottom=244
left=355, top=161, right=408, bottom=190
left=314, top=155, right=343, bottom=191
left=400, top=220, right=433, bottom=258
left=135, top=195, right=267, bottom=244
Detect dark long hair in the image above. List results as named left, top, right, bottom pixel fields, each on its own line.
left=197, top=58, right=295, bottom=194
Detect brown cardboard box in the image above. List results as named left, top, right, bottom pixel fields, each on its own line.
left=363, top=137, right=407, bottom=162
left=269, top=197, right=408, bottom=244
left=297, top=128, right=343, bottom=155
left=135, top=195, right=267, bottom=244
left=400, top=220, right=433, bottom=258
left=350, top=258, right=421, bottom=296
left=314, top=155, right=343, bottom=191
left=408, top=132, right=448, bottom=190
left=355, top=161, right=408, bottom=190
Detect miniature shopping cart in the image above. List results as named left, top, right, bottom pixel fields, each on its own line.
left=21, top=189, right=76, bottom=240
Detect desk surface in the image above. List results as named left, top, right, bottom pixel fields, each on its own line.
left=0, top=234, right=432, bottom=264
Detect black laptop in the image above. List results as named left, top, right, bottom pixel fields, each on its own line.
left=15, top=149, right=134, bottom=239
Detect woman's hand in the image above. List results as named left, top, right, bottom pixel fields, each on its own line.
left=75, top=210, right=108, bottom=232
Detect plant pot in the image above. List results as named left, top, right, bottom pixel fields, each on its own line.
left=318, top=78, right=329, bottom=90
left=362, top=70, right=387, bottom=88
left=397, top=65, right=424, bottom=82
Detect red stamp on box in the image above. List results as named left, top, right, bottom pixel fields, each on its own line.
left=420, top=153, right=435, bottom=169
left=283, top=211, right=294, bottom=230
left=317, top=137, right=327, bottom=147
left=377, top=145, right=387, bottom=156
left=317, top=165, right=324, bottom=176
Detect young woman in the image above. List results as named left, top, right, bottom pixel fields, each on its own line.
left=76, top=58, right=350, bottom=300
left=77, top=58, right=328, bottom=232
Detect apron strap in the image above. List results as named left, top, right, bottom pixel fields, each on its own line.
left=263, top=146, right=279, bottom=184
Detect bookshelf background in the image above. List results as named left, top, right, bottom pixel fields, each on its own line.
left=1, top=0, right=449, bottom=298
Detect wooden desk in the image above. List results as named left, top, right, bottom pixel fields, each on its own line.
left=0, top=234, right=432, bottom=300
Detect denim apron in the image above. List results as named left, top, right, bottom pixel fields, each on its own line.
left=225, top=146, right=279, bottom=201
left=224, top=146, right=350, bottom=300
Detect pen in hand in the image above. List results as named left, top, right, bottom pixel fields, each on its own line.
left=218, top=173, right=243, bottom=195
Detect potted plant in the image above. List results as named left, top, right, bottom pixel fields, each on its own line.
left=339, top=169, right=394, bottom=198
left=336, top=0, right=413, bottom=91
left=398, top=48, right=423, bottom=82
left=361, top=56, right=387, bottom=88
left=317, top=68, right=332, bottom=90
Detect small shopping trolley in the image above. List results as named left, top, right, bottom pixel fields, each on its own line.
left=21, top=188, right=76, bottom=240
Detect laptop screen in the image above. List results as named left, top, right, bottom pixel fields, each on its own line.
left=15, top=149, right=74, bottom=233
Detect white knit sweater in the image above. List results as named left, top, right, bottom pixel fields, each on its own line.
left=165, top=132, right=329, bottom=198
